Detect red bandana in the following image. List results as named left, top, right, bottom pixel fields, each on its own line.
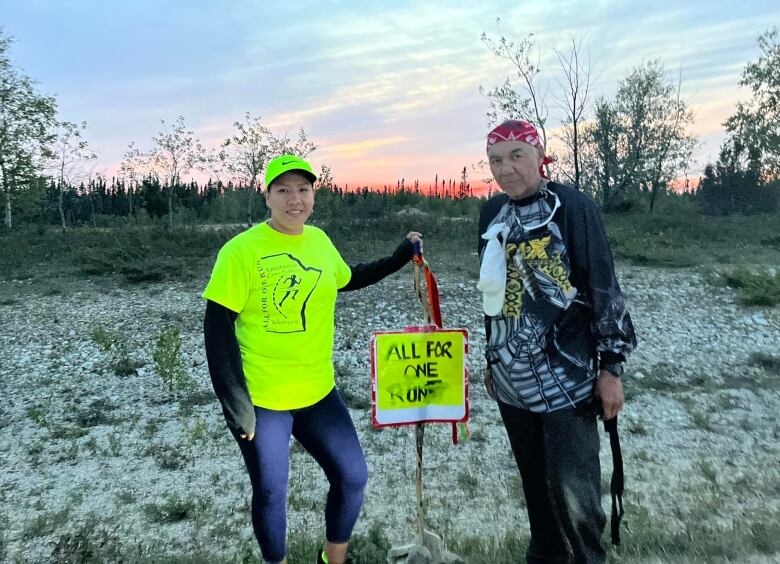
left=486, top=120, right=554, bottom=178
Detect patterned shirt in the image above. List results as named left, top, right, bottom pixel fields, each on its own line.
left=478, top=183, right=637, bottom=413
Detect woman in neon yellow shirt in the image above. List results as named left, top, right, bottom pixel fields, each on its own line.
left=203, top=155, right=421, bottom=564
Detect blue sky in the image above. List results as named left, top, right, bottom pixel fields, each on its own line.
left=1, top=0, right=778, bottom=188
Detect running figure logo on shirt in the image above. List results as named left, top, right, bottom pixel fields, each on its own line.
left=256, top=254, right=322, bottom=333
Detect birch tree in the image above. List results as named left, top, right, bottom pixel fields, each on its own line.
left=0, top=29, right=56, bottom=229
left=221, top=113, right=316, bottom=225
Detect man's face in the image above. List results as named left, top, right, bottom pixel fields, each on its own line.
left=264, top=171, right=314, bottom=234
left=488, top=140, right=543, bottom=199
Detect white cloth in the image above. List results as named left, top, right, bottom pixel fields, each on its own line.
left=477, top=222, right=510, bottom=316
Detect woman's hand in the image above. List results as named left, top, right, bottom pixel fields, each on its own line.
left=406, top=231, right=423, bottom=252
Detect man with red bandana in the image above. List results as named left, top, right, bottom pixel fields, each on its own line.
left=478, top=120, right=637, bottom=563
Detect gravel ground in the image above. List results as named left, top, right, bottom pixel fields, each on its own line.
left=0, top=264, right=778, bottom=562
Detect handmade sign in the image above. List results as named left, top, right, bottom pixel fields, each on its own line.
left=380, top=242, right=467, bottom=563
left=370, top=327, right=468, bottom=427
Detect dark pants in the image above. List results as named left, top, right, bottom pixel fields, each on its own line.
left=232, top=387, right=368, bottom=563
left=498, top=401, right=606, bottom=564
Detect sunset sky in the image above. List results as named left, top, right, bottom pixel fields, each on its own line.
left=2, top=0, right=778, bottom=191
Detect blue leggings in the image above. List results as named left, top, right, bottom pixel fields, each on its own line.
left=232, top=387, right=368, bottom=563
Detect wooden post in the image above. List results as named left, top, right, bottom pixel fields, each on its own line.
left=415, top=422, right=426, bottom=539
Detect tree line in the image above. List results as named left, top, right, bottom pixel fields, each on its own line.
left=1, top=25, right=778, bottom=232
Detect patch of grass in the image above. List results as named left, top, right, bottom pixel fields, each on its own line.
left=187, top=419, right=208, bottom=442
left=288, top=490, right=318, bottom=512
left=345, top=523, right=392, bottom=564
left=74, top=226, right=236, bottom=283
left=457, top=469, right=479, bottom=498
left=447, top=530, right=529, bottom=564
left=470, top=427, right=488, bottom=443
left=723, top=267, right=780, bottom=306
left=178, top=388, right=216, bottom=409
left=116, top=489, right=137, bottom=505
left=27, top=441, right=44, bottom=467
left=605, top=210, right=780, bottom=268
left=43, top=284, right=64, bottom=296
left=24, top=508, right=70, bottom=540
left=626, top=420, right=648, bottom=436
left=90, top=325, right=115, bottom=352
left=106, top=432, right=122, bottom=456
left=83, top=436, right=98, bottom=454
left=50, top=424, right=88, bottom=440
left=698, top=460, right=719, bottom=486
left=70, top=398, right=118, bottom=428
left=50, top=520, right=123, bottom=563
left=57, top=441, right=80, bottom=463
left=624, top=363, right=688, bottom=395
left=748, top=352, right=780, bottom=375
left=146, top=442, right=192, bottom=471
left=507, top=474, right=526, bottom=506
left=0, top=513, right=6, bottom=562
left=287, top=523, right=391, bottom=564
left=26, top=405, right=47, bottom=426
left=690, top=409, right=714, bottom=432
left=633, top=449, right=652, bottom=463
left=142, top=418, right=163, bottom=439
left=609, top=502, right=780, bottom=561
left=142, top=493, right=208, bottom=524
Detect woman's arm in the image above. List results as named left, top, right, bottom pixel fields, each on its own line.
left=203, top=299, right=256, bottom=436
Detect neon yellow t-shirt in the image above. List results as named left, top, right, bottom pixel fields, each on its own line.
left=202, top=222, right=352, bottom=410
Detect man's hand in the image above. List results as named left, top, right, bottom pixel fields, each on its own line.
left=595, top=370, right=624, bottom=420
left=239, top=432, right=255, bottom=441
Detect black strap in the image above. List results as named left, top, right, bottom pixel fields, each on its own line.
left=604, top=416, right=624, bottom=545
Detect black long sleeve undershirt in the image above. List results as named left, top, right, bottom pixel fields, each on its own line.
left=203, top=299, right=256, bottom=435
left=203, top=238, right=414, bottom=432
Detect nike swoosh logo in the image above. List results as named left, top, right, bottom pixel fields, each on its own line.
left=281, top=160, right=298, bottom=165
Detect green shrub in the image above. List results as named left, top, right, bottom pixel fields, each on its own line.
left=90, top=325, right=115, bottom=352
left=90, top=325, right=137, bottom=376
left=723, top=267, right=780, bottom=306
left=153, top=327, right=194, bottom=397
